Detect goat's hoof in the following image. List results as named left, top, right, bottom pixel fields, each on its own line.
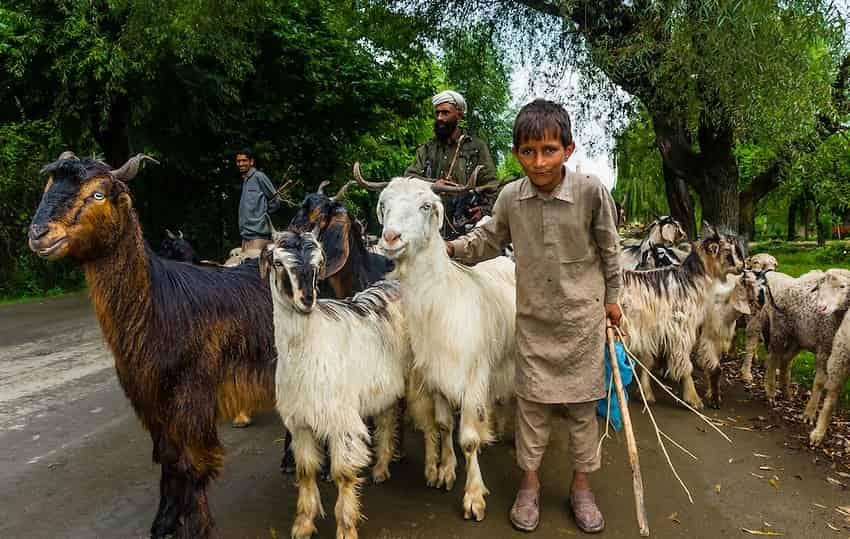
left=685, top=398, right=704, bottom=411
left=151, top=521, right=180, bottom=539
left=371, top=466, right=391, bottom=484
left=801, top=410, right=818, bottom=425
left=437, top=464, right=456, bottom=491
left=335, top=526, right=359, bottom=539
left=809, top=428, right=826, bottom=447
left=291, top=515, right=317, bottom=539
left=709, top=398, right=721, bottom=410
left=462, top=491, right=487, bottom=521
left=424, top=464, right=439, bottom=487
left=231, top=412, right=253, bottom=428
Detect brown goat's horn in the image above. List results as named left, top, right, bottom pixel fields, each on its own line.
left=166, top=229, right=177, bottom=240
left=331, top=181, right=354, bottom=202
left=316, top=180, right=330, bottom=195
left=353, top=162, right=389, bottom=191
left=110, top=153, right=160, bottom=182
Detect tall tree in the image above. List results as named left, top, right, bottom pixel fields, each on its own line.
left=403, top=0, right=847, bottom=237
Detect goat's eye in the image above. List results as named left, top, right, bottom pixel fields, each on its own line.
left=93, top=192, right=105, bottom=201
left=420, top=203, right=432, bottom=211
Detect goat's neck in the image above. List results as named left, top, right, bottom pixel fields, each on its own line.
left=83, top=211, right=153, bottom=354
left=393, top=232, right=453, bottom=286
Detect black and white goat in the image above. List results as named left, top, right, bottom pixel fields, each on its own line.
left=620, top=216, right=689, bottom=270
left=261, top=231, right=409, bottom=539
left=621, top=224, right=744, bottom=409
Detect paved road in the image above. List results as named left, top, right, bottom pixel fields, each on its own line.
left=1, top=293, right=848, bottom=538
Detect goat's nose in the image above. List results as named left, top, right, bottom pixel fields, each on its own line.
left=29, top=224, right=49, bottom=240
left=382, top=228, right=401, bottom=244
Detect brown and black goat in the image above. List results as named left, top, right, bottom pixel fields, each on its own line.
left=28, top=152, right=277, bottom=539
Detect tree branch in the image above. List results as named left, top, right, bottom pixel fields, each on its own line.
left=651, top=112, right=703, bottom=189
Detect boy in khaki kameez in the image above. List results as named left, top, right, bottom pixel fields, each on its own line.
left=447, top=100, right=622, bottom=533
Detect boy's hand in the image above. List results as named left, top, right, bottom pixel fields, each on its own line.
left=605, top=303, right=622, bottom=328
left=446, top=242, right=454, bottom=258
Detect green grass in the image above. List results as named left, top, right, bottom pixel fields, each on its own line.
left=0, top=287, right=83, bottom=306
left=747, top=239, right=850, bottom=406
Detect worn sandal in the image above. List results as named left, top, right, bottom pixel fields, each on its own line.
left=510, top=488, right=540, bottom=532
left=569, top=489, right=604, bottom=533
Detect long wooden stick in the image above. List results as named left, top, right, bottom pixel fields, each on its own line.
left=606, top=326, right=650, bottom=536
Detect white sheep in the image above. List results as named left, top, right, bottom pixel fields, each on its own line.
left=810, top=269, right=850, bottom=445
left=370, top=176, right=517, bottom=522
left=262, top=231, right=410, bottom=539
left=620, top=224, right=744, bottom=410
left=761, top=269, right=850, bottom=424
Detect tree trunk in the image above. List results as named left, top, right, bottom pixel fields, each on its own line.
left=661, top=162, right=696, bottom=239
left=803, top=203, right=811, bottom=240
left=816, top=205, right=826, bottom=247
left=694, top=156, right=740, bottom=235
left=739, top=196, right=757, bottom=242
left=787, top=199, right=798, bottom=241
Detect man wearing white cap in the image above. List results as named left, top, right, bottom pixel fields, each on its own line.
left=405, top=90, right=498, bottom=235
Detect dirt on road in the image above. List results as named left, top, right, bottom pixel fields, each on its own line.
left=1, top=293, right=848, bottom=538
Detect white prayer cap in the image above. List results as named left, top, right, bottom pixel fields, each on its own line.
left=432, top=90, right=467, bottom=115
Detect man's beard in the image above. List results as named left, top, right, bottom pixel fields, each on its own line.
left=434, top=119, right=458, bottom=140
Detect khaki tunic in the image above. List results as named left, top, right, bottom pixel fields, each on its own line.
left=449, top=170, right=622, bottom=404
left=404, top=130, right=498, bottom=187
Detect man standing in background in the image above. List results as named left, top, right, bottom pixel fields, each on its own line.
left=406, top=90, right=498, bottom=235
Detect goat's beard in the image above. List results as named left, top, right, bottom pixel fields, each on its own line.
left=434, top=119, right=457, bottom=140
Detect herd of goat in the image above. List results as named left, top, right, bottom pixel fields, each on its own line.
left=25, top=152, right=850, bottom=539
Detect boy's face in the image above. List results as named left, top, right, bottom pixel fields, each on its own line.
left=512, top=131, right=575, bottom=192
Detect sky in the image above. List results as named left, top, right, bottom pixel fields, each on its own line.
left=509, top=66, right=623, bottom=191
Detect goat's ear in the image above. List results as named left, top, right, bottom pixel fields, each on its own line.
left=701, top=221, right=717, bottom=238
left=259, top=247, right=273, bottom=281
left=319, top=209, right=351, bottom=279
left=732, top=282, right=751, bottom=315
left=434, top=199, right=444, bottom=229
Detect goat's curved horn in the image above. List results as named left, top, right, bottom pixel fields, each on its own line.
left=110, top=153, right=160, bottom=182
left=430, top=180, right=476, bottom=195
left=166, top=229, right=177, bottom=240
left=265, top=214, right=278, bottom=236
left=178, top=230, right=184, bottom=239
left=331, top=181, right=354, bottom=202
left=316, top=180, right=330, bottom=195
left=353, top=162, right=389, bottom=191
left=467, top=165, right=483, bottom=188
left=475, top=181, right=502, bottom=193
left=58, top=151, right=79, bottom=161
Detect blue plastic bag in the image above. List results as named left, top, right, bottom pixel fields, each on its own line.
left=596, top=342, right=633, bottom=431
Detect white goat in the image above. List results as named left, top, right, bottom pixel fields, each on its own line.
left=739, top=253, right=780, bottom=383
left=620, top=224, right=744, bottom=410
left=374, top=177, right=517, bottom=522
left=810, top=270, right=850, bottom=445
left=262, top=231, right=410, bottom=539
left=692, top=272, right=756, bottom=408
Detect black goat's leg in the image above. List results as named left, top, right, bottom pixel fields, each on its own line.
left=151, top=432, right=184, bottom=538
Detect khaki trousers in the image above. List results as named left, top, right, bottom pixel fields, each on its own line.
left=515, top=396, right=601, bottom=473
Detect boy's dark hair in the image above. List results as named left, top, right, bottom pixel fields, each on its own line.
left=512, top=99, right=573, bottom=149
left=236, top=147, right=254, bottom=160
